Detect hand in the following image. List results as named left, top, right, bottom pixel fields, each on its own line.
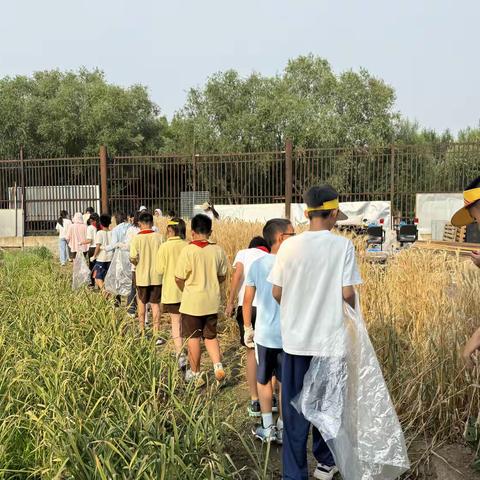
left=90, top=256, right=96, bottom=262
left=117, top=242, right=127, bottom=250
left=471, top=251, right=480, bottom=268
left=462, top=346, right=477, bottom=369
left=225, top=302, right=235, bottom=318
left=244, top=325, right=255, bottom=349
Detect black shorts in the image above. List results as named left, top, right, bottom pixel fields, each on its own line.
left=181, top=313, right=218, bottom=339
left=163, top=303, right=181, bottom=314
left=92, top=261, right=110, bottom=281
left=256, top=343, right=283, bottom=385
left=136, top=285, right=162, bottom=305
left=236, top=306, right=257, bottom=347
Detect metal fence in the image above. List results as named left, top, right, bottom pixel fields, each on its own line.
left=0, top=143, right=479, bottom=235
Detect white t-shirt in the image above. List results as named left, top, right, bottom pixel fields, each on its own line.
left=233, top=247, right=269, bottom=307
left=95, top=230, right=113, bottom=263
left=86, top=225, right=97, bottom=247
left=268, top=230, right=362, bottom=357
left=55, top=218, right=72, bottom=239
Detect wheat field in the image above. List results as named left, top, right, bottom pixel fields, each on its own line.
left=0, top=219, right=478, bottom=478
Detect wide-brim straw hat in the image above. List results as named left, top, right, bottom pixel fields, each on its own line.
left=451, top=187, right=480, bottom=227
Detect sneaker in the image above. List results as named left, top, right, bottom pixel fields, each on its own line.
left=178, top=354, right=187, bottom=371
left=252, top=424, right=277, bottom=443
left=247, top=400, right=261, bottom=417
left=313, top=464, right=339, bottom=480
left=155, top=337, right=166, bottom=347
left=272, top=395, right=279, bottom=413
left=213, top=363, right=226, bottom=383
left=185, top=369, right=206, bottom=388
left=276, top=418, right=283, bottom=445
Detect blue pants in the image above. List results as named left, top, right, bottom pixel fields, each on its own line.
left=59, top=238, right=69, bottom=265
left=282, top=352, right=334, bottom=480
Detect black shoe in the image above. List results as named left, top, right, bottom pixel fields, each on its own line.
left=247, top=399, right=261, bottom=417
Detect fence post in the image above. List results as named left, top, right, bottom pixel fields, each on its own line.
left=285, top=139, right=293, bottom=219
left=19, top=146, right=25, bottom=247
left=99, top=145, right=109, bottom=213
left=390, top=144, right=395, bottom=228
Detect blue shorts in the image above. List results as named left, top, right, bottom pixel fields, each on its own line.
left=93, top=261, right=111, bottom=281
left=256, top=343, right=283, bottom=385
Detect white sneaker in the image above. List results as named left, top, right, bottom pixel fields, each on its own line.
left=178, top=354, right=187, bottom=371
left=185, top=369, right=205, bottom=388
left=313, top=463, right=339, bottom=480
left=213, top=363, right=226, bottom=383
left=252, top=424, right=277, bottom=443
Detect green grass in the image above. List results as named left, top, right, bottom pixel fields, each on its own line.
left=0, top=249, right=265, bottom=479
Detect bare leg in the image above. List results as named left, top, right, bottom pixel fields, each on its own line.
left=204, top=337, right=221, bottom=365
left=257, top=380, right=273, bottom=414
left=137, top=298, right=146, bottom=333
left=170, top=313, right=183, bottom=355
left=246, top=348, right=259, bottom=400
left=188, top=337, right=202, bottom=372
left=151, top=303, right=161, bottom=336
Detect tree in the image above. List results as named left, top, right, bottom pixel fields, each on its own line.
left=0, top=69, right=168, bottom=157
left=165, top=54, right=398, bottom=153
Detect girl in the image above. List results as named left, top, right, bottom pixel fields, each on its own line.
left=82, top=213, right=99, bottom=286
left=91, top=214, right=113, bottom=291
left=55, top=210, right=72, bottom=266
left=155, top=218, right=188, bottom=369
left=125, top=211, right=140, bottom=316
left=66, top=212, right=88, bottom=258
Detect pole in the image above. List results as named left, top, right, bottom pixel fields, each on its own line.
left=390, top=144, right=395, bottom=229
left=99, top=145, right=108, bottom=213
left=285, top=139, right=293, bottom=219
left=14, top=181, right=17, bottom=238
left=20, top=147, right=25, bottom=249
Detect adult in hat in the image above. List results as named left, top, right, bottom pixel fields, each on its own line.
left=453, top=177, right=480, bottom=368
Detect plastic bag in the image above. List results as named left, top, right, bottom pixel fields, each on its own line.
left=292, top=298, right=410, bottom=480
left=72, top=252, right=91, bottom=290
left=104, top=249, right=132, bottom=296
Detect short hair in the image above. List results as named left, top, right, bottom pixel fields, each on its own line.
left=99, top=213, right=111, bottom=229
left=168, top=218, right=186, bottom=239
left=86, top=206, right=95, bottom=214
left=114, top=212, right=127, bottom=224
left=60, top=210, right=68, bottom=218
left=263, top=219, right=292, bottom=248
left=168, top=209, right=176, bottom=217
left=304, top=184, right=339, bottom=219
left=128, top=211, right=136, bottom=219
left=138, top=211, right=154, bottom=225
left=248, top=236, right=269, bottom=250
left=88, top=212, right=100, bottom=225
left=191, top=214, right=212, bottom=235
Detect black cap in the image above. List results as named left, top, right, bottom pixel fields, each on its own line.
left=304, top=185, right=348, bottom=221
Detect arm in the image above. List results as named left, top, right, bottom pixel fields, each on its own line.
left=92, top=243, right=101, bottom=260
left=272, top=285, right=282, bottom=304
left=129, top=238, right=139, bottom=266
left=242, top=285, right=256, bottom=347
left=342, top=285, right=356, bottom=309
left=226, top=263, right=244, bottom=317
left=463, top=327, right=480, bottom=368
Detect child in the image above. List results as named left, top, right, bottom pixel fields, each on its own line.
left=175, top=214, right=228, bottom=385
left=91, top=214, right=113, bottom=291
left=268, top=185, right=362, bottom=480
left=83, top=206, right=94, bottom=225
left=156, top=218, right=188, bottom=369
left=243, top=219, right=294, bottom=443
left=226, top=236, right=270, bottom=417
left=125, top=211, right=140, bottom=316
left=84, top=213, right=99, bottom=285
left=130, top=211, right=164, bottom=345
left=55, top=210, right=72, bottom=266
left=66, top=212, right=88, bottom=259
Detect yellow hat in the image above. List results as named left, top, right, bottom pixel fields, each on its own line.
left=451, top=187, right=480, bottom=227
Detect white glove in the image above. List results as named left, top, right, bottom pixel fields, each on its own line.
left=244, top=325, right=255, bottom=349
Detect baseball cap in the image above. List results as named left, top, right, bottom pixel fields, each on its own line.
left=304, top=185, right=348, bottom=221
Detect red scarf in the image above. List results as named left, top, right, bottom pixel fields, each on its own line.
left=191, top=240, right=210, bottom=248
left=138, top=229, right=155, bottom=235
left=256, top=246, right=269, bottom=253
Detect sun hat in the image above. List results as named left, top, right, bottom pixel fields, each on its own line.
left=201, top=202, right=211, bottom=210
left=139, top=206, right=147, bottom=212
left=451, top=183, right=480, bottom=227
left=304, top=185, right=348, bottom=221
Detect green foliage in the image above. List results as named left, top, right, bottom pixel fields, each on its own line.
left=0, top=69, right=168, bottom=157
left=166, top=54, right=399, bottom=153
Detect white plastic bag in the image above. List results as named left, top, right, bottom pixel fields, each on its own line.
left=104, top=249, right=132, bottom=296
left=292, top=298, right=410, bottom=480
left=72, top=252, right=91, bottom=290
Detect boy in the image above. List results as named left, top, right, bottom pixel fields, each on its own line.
left=156, top=218, right=188, bottom=369
left=91, top=213, right=113, bottom=291
left=129, top=211, right=164, bottom=346
left=175, top=214, right=228, bottom=385
left=243, top=218, right=294, bottom=443
left=226, top=236, right=270, bottom=417
left=451, top=176, right=480, bottom=367
left=268, top=185, right=362, bottom=480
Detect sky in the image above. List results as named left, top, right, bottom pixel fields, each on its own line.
left=1, top=0, right=479, bottom=134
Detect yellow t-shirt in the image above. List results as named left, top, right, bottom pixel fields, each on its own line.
left=175, top=242, right=228, bottom=316
left=130, top=231, right=163, bottom=286
left=155, top=236, right=188, bottom=304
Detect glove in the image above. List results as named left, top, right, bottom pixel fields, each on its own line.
left=243, top=325, right=255, bottom=349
